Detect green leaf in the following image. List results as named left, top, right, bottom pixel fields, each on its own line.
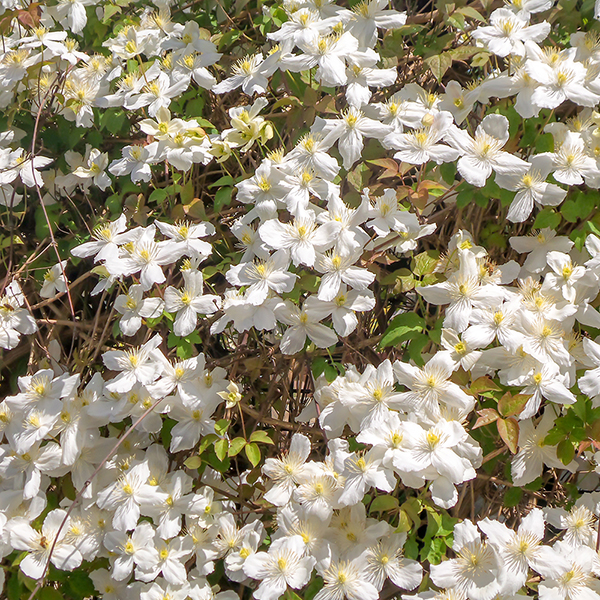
left=6, top=573, right=22, bottom=600
left=217, top=29, right=241, bottom=50
left=245, top=442, right=261, bottom=467
left=312, top=357, right=339, bottom=382
left=249, top=430, right=274, bottom=444
left=388, top=268, right=416, bottom=292
left=38, top=587, right=63, bottom=600
left=503, top=487, right=523, bottom=507
left=102, top=4, right=122, bottom=23
left=214, top=186, right=233, bottom=212
left=407, top=334, right=430, bottom=366
left=304, top=576, right=324, bottom=600
left=497, top=418, right=519, bottom=454
left=533, top=207, right=561, bottom=230
left=448, top=45, right=480, bottom=60
left=471, top=51, right=490, bottom=67
left=184, top=455, right=203, bottom=469
left=148, top=188, right=168, bottom=204
left=181, top=180, right=194, bottom=204
left=498, top=392, right=531, bottom=418
left=195, top=117, right=215, bottom=129
left=543, top=428, right=566, bottom=446
left=282, top=590, right=303, bottom=600
left=214, top=438, right=228, bottom=461
left=99, top=108, right=127, bottom=135
left=557, top=439, right=575, bottom=465
left=412, top=250, right=439, bottom=276
left=424, top=52, right=452, bottom=82
left=396, top=509, right=413, bottom=533
left=214, top=419, right=229, bottom=436
left=208, top=175, right=233, bottom=189
left=439, top=161, right=456, bottom=185
left=473, top=408, right=499, bottom=429
left=561, top=200, right=580, bottom=223
left=199, top=434, right=219, bottom=454
left=228, top=437, right=247, bottom=456
left=470, top=376, right=501, bottom=395
left=425, top=508, right=442, bottom=537
left=205, top=450, right=230, bottom=473
left=347, top=162, right=370, bottom=191
left=456, top=5, right=486, bottom=20
left=425, top=537, right=447, bottom=565
left=62, top=570, right=95, bottom=600
left=369, top=495, right=399, bottom=513
left=379, top=312, right=425, bottom=348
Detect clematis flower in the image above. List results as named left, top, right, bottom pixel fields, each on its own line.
left=96, top=461, right=160, bottom=531
left=243, top=536, right=316, bottom=600
left=262, top=433, right=311, bottom=506
left=479, top=508, right=560, bottom=592
left=102, top=334, right=164, bottom=394
left=495, top=155, right=567, bottom=222
left=444, top=114, right=529, bottom=187
left=471, top=8, right=550, bottom=57
left=10, top=509, right=83, bottom=579
left=164, top=270, right=220, bottom=337
left=430, top=520, right=501, bottom=600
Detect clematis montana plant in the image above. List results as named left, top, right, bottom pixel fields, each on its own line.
left=4, top=0, right=600, bottom=600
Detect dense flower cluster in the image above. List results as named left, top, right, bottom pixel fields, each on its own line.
left=3, top=0, right=600, bottom=599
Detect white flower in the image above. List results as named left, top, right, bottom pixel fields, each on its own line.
left=73, top=148, right=111, bottom=190
left=527, top=56, right=600, bottom=109
left=430, top=520, right=501, bottom=600
left=511, top=410, right=577, bottom=485
left=579, top=337, right=600, bottom=401
left=479, top=508, right=560, bottom=593
left=348, top=0, right=407, bottom=48
left=0, top=281, right=37, bottom=350
left=444, top=114, right=529, bottom=187
left=363, top=533, right=423, bottom=591
left=71, top=214, right=129, bottom=263
left=471, top=8, right=550, bottom=57
left=243, top=536, right=316, bottom=600
left=102, top=334, right=164, bottom=394
left=393, top=353, right=475, bottom=420
left=114, top=284, right=164, bottom=336
left=164, top=270, right=220, bottom=337
left=509, top=228, right=574, bottom=273
left=226, top=250, right=298, bottom=305
left=538, top=545, right=600, bottom=600
left=10, top=509, right=82, bottom=579
left=275, top=300, right=338, bottom=354
left=315, top=107, right=392, bottom=169
left=262, top=433, right=311, bottom=506
left=259, top=215, right=341, bottom=267
left=283, top=32, right=362, bottom=87
left=314, top=557, right=379, bottom=600
left=315, top=248, right=375, bottom=302
left=404, top=419, right=472, bottom=508
left=156, top=219, right=214, bottom=259
left=103, top=522, right=158, bottom=581
left=542, top=131, right=600, bottom=186
left=304, top=286, right=375, bottom=337
left=109, top=144, right=157, bottom=183
left=495, top=155, right=567, bottom=223
left=338, top=446, right=395, bottom=506
left=417, top=251, right=505, bottom=333
left=212, top=53, right=276, bottom=95
left=96, top=461, right=158, bottom=531
left=119, top=224, right=183, bottom=290
left=383, top=111, right=459, bottom=165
